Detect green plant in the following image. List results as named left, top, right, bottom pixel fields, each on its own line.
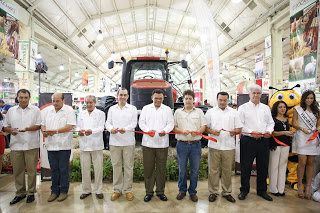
left=69, top=158, right=82, bottom=182
left=166, top=158, right=179, bottom=181
left=102, top=159, right=113, bottom=181
left=133, top=159, right=144, bottom=181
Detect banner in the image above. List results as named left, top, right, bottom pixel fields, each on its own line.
left=39, top=93, right=73, bottom=181
left=82, top=71, right=88, bottom=85
left=255, top=54, right=264, bottom=80
left=0, top=8, right=19, bottom=59
left=29, top=39, right=38, bottom=72
left=15, top=40, right=28, bottom=72
left=0, top=0, right=19, bottom=20
left=289, top=0, right=319, bottom=91
left=192, top=0, right=220, bottom=106
left=265, top=34, right=272, bottom=58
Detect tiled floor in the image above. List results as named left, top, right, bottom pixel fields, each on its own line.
left=0, top=174, right=319, bottom=213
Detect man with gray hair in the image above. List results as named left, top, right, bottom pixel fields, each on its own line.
left=238, top=85, right=274, bottom=201
left=76, top=95, right=105, bottom=200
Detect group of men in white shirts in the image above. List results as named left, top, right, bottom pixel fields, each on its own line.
left=5, top=84, right=275, bottom=205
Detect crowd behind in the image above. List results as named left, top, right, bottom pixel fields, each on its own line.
left=0, top=84, right=320, bottom=206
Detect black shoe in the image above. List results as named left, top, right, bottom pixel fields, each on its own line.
left=238, top=192, right=247, bottom=200
left=157, top=194, right=168, bottom=201
left=10, top=196, right=26, bottom=205
left=279, top=192, right=285, bottom=197
left=26, top=195, right=35, bottom=203
left=257, top=192, right=273, bottom=201
left=144, top=194, right=153, bottom=202
left=271, top=193, right=280, bottom=197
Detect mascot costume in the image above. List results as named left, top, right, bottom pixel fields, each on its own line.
left=269, top=84, right=301, bottom=190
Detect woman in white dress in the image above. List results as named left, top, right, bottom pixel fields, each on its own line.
left=292, top=90, right=320, bottom=199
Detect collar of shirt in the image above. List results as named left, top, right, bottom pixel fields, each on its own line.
left=182, top=107, right=196, bottom=112
left=214, top=106, right=230, bottom=112
left=249, top=101, right=261, bottom=107
left=150, top=103, right=165, bottom=110
left=50, top=104, right=67, bottom=113
left=17, top=104, right=31, bottom=110
left=115, top=103, right=129, bottom=109
left=83, top=107, right=98, bottom=115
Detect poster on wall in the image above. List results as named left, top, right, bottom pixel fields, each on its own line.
left=254, top=54, right=264, bottom=80
left=15, top=40, right=28, bottom=72
left=29, top=39, right=38, bottom=72
left=289, top=0, right=319, bottom=92
left=0, top=1, right=20, bottom=60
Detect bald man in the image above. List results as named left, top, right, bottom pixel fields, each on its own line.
left=41, top=93, right=76, bottom=202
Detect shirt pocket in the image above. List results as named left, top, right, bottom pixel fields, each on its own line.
left=59, top=116, right=67, bottom=128
left=228, top=114, right=235, bottom=130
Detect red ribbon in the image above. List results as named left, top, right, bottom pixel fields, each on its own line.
left=221, top=129, right=290, bottom=147
left=306, top=131, right=319, bottom=144
left=43, top=129, right=218, bottom=142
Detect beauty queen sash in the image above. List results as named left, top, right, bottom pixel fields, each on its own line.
left=295, top=106, right=319, bottom=146
left=295, top=106, right=316, bottom=130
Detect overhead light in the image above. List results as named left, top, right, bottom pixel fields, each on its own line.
left=265, top=74, right=269, bottom=79
left=232, top=0, right=242, bottom=3
left=75, top=72, right=79, bottom=77
left=3, top=77, right=8, bottom=82
left=36, top=53, right=42, bottom=59
left=282, top=38, right=287, bottom=42
left=97, top=30, right=103, bottom=41
left=59, top=64, right=64, bottom=71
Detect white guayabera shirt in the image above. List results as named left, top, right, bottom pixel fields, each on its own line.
left=139, top=103, right=174, bottom=148
left=4, top=104, right=41, bottom=150
left=105, top=103, right=137, bottom=146
left=41, top=104, right=76, bottom=151
left=76, top=108, right=105, bottom=151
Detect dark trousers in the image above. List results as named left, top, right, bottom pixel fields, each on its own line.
left=48, top=150, right=71, bottom=195
left=240, top=135, right=269, bottom=194
left=142, top=146, right=168, bottom=195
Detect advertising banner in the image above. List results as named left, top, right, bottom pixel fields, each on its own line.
left=0, top=4, right=19, bottom=59
left=289, top=0, right=319, bottom=91
left=29, top=39, right=38, bottom=72
left=255, top=54, right=264, bottom=80
left=192, top=0, right=220, bottom=106
left=82, top=71, right=88, bottom=85
left=15, top=40, right=28, bottom=72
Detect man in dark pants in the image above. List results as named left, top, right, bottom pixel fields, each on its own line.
left=238, top=85, right=274, bottom=201
left=41, top=93, right=76, bottom=202
left=138, top=89, right=174, bottom=202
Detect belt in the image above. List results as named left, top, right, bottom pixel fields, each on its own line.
left=242, top=135, right=263, bottom=140
left=179, top=140, right=199, bottom=144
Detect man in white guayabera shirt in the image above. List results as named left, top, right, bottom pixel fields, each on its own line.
left=41, top=93, right=76, bottom=202
left=139, top=89, right=174, bottom=202
left=205, top=92, right=242, bottom=203
left=4, top=89, right=41, bottom=205
left=77, top=95, right=105, bottom=200
left=106, top=88, right=137, bottom=201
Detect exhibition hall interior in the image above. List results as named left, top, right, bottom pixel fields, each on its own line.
left=0, top=0, right=320, bottom=212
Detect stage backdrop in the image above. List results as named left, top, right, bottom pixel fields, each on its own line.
left=39, top=93, right=73, bottom=181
